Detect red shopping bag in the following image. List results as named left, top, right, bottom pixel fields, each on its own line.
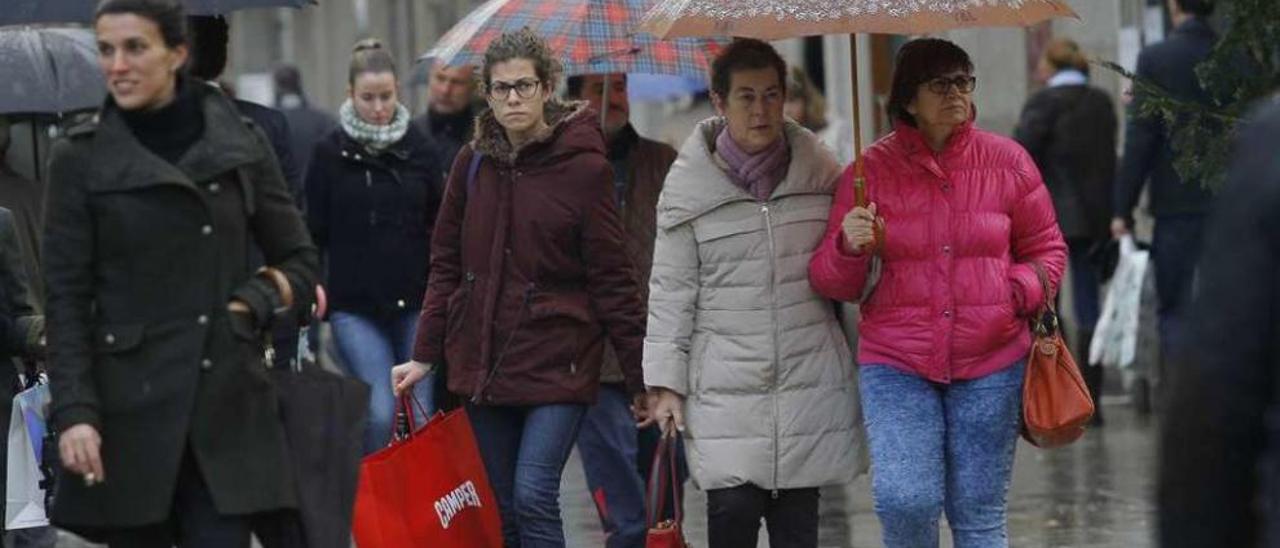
left=353, top=396, right=503, bottom=548
left=645, top=428, right=688, bottom=548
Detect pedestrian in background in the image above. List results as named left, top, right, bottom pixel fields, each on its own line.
left=0, top=117, right=44, bottom=308
left=785, top=66, right=855, bottom=166
left=392, top=28, right=648, bottom=547
left=1015, top=37, right=1117, bottom=423
left=809, top=38, right=1066, bottom=547
left=45, top=0, right=317, bottom=544
left=274, top=64, right=337, bottom=180
left=306, top=39, right=442, bottom=454
left=1111, top=0, right=1218, bottom=376
left=643, top=39, right=865, bottom=548
left=564, top=72, right=680, bottom=548
left=412, top=63, right=478, bottom=178
left=1158, top=101, right=1280, bottom=548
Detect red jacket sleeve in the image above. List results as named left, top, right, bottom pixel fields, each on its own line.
left=809, top=166, right=874, bottom=302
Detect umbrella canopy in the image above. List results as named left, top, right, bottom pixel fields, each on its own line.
left=0, top=0, right=314, bottom=26
left=423, top=0, right=726, bottom=79
left=0, top=27, right=105, bottom=115
left=640, top=0, right=1079, bottom=40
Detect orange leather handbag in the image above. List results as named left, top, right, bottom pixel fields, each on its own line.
left=645, top=429, right=688, bottom=548
left=1021, top=263, right=1095, bottom=448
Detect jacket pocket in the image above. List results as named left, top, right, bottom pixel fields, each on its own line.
left=444, top=274, right=476, bottom=342
left=528, top=290, right=594, bottom=372
left=93, top=323, right=145, bottom=354
left=692, top=215, right=761, bottom=245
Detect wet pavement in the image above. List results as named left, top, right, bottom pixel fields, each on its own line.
left=562, top=397, right=1157, bottom=548
left=53, top=399, right=1155, bottom=547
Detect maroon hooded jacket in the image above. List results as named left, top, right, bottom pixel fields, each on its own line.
left=412, top=100, right=646, bottom=405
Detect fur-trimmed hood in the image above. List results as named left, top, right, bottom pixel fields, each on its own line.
left=470, top=99, right=603, bottom=166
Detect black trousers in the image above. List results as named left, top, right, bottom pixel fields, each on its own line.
left=104, top=453, right=303, bottom=548
left=706, top=484, right=819, bottom=548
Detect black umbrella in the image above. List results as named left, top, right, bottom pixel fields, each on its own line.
left=0, top=0, right=316, bottom=26
left=0, top=27, right=104, bottom=115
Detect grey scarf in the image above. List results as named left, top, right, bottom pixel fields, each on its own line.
left=339, top=99, right=410, bottom=152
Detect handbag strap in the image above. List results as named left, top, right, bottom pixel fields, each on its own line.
left=646, top=428, right=683, bottom=528
left=1030, top=262, right=1061, bottom=337
left=388, top=394, right=430, bottom=444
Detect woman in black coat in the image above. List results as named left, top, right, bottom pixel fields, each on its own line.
left=305, top=39, right=442, bottom=454
left=1014, top=38, right=1118, bottom=419
left=45, top=0, right=317, bottom=545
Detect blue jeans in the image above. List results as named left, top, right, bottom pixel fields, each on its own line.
left=576, top=384, right=647, bottom=548
left=860, top=362, right=1025, bottom=548
left=330, top=309, right=433, bottom=453
left=467, top=403, right=587, bottom=548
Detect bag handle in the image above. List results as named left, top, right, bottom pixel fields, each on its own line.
left=646, top=428, right=683, bottom=528
left=1030, top=262, right=1061, bottom=337
left=388, top=394, right=430, bottom=444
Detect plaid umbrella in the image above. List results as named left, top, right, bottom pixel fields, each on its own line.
left=422, top=0, right=725, bottom=79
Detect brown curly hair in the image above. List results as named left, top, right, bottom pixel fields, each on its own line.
left=481, top=27, right=563, bottom=92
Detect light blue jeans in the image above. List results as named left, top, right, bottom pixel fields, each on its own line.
left=330, top=309, right=434, bottom=454
left=860, top=361, right=1025, bottom=548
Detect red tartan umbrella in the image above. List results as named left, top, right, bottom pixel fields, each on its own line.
left=421, top=0, right=726, bottom=80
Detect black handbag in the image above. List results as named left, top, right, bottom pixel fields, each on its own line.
left=267, top=323, right=371, bottom=548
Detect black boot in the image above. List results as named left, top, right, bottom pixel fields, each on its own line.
left=1076, top=329, right=1104, bottom=426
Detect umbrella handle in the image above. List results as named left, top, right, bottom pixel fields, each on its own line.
left=853, top=174, right=885, bottom=253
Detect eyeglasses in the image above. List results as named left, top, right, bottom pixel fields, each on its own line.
left=924, top=75, right=977, bottom=95
left=488, top=78, right=542, bottom=100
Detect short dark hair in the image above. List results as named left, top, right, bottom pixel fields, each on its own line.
left=95, top=0, right=187, bottom=49
left=1175, top=0, right=1215, bottom=17
left=186, top=15, right=228, bottom=81
left=481, top=27, right=562, bottom=90
left=274, top=65, right=303, bottom=96
left=349, top=38, right=398, bottom=86
left=564, top=73, right=625, bottom=99
left=886, top=38, right=974, bottom=127
left=710, top=38, right=787, bottom=99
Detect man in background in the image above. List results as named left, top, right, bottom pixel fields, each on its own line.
left=412, top=64, right=477, bottom=177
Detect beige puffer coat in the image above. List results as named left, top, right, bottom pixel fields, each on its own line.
left=643, top=118, right=868, bottom=491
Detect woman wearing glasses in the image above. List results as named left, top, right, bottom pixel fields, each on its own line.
left=809, top=38, right=1066, bottom=547
left=392, top=28, right=646, bottom=547
left=305, top=39, right=441, bottom=454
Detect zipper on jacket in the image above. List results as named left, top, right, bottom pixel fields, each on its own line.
left=762, top=203, right=782, bottom=492
left=471, top=283, right=536, bottom=404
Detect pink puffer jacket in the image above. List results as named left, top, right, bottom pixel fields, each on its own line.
left=809, top=120, right=1067, bottom=383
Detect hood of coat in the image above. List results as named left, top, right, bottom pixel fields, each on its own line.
left=656, top=117, right=841, bottom=229
left=471, top=99, right=603, bottom=167
left=90, top=83, right=265, bottom=189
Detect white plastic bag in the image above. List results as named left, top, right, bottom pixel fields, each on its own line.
left=5, top=383, right=51, bottom=530
left=1090, top=236, right=1150, bottom=368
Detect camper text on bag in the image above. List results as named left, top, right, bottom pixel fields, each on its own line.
left=435, top=480, right=483, bottom=529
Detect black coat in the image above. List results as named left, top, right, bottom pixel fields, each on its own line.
left=279, top=102, right=336, bottom=183
left=1158, top=102, right=1280, bottom=547
left=0, top=167, right=44, bottom=309
left=305, top=124, right=442, bottom=317
left=1114, top=17, right=1217, bottom=223
left=1015, top=82, right=1117, bottom=241
left=234, top=99, right=303, bottom=205
left=44, top=85, right=319, bottom=529
left=0, top=206, right=44, bottom=507
left=412, top=107, right=473, bottom=178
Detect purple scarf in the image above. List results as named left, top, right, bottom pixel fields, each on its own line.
left=715, top=127, right=790, bottom=202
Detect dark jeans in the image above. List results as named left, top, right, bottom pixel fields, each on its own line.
left=103, top=453, right=302, bottom=548
left=467, top=403, right=587, bottom=548
left=1066, top=237, right=1102, bottom=331
left=1152, top=215, right=1206, bottom=357
left=576, top=384, right=646, bottom=548
left=706, top=484, right=819, bottom=548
